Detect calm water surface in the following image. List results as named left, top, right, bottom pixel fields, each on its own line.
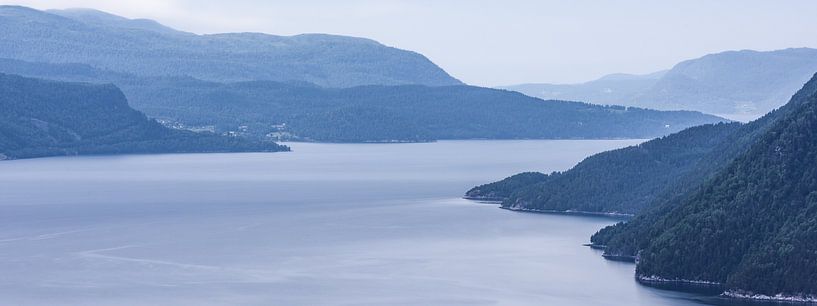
left=0, top=140, right=732, bottom=305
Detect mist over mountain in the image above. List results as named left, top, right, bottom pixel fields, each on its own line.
left=0, top=5, right=461, bottom=87
left=502, top=71, right=666, bottom=112
left=504, top=48, right=817, bottom=119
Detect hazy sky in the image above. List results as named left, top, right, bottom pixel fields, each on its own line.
left=6, top=0, right=817, bottom=86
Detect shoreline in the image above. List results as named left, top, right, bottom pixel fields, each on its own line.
left=501, top=206, right=634, bottom=219
left=461, top=197, right=633, bottom=218
left=462, top=196, right=635, bottom=220
left=638, top=276, right=817, bottom=304
left=461, top=196, right=504, bottom=203
left=722, top=290, right=817, bottom=304
left=636, top=274, right=724, bottom=295
left=464, top=196, right=817, bottom=304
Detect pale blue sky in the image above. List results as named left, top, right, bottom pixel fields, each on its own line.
left=6, top=0, right=817, bottom=86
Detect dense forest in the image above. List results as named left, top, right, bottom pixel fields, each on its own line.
left=0, top=73, right=287, bottom=160
left=0, top=58, right=726, bottom=143
left=591, top=73, right=817, bottom=251
left=592, top=74, right=817, bottom=298
left=466, top=122, right=741, bottom=214
left=465, top=172, right=550, bottom=202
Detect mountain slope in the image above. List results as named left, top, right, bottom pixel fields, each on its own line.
left=594, top=74, right=817, bottom=300
left=470, top=71, right=814, bottom=219
left=591, top=73, right=817, bottom=253
left=466, top=71, right=817, bottom=215
left=0, top=5, right=461, bottom=87
left=639, top=48, right=817, bottom=116
left=467, top=84, right=794, bottom=215
left=0, top=73, right=287, bottom=160
left=128, top=81, right=726, bottom=142
left=0, top=58, right=727, bottom=142
left=466, top=122, right=742, bottom=214
left=473, top=74, right=817, bottom=301
left=504, top=49, right=817, bottom=119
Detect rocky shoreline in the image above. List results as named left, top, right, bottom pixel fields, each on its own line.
left=636, top=275, right=817, bottom=304
left=636, top=274, right=724, bottom=295
left=722, top=290, right=817, bottom=304
left=465, top=196, right=817, bottom=304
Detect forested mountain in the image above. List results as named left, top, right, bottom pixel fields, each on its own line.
left=475, top=73, right=817, bottom=301
left=0, top=6, right=461, bottom=87
left=472, top=72, right=816, bottom=215
left=0, top=73, right=287, bottom=160
left=591, top=73, right=817, bottom=300
left=466, top=122, right=742, bottom=214
left=469, top=91, right=794, bottom=214
left=0, top=58, right=726, bottom=142
left=504, top=48, right=817, bottom=120
left=464, top=172, right=550, bottom=202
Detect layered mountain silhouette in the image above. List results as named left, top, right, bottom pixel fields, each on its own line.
left=504, top=48, right=817, bottom=120
left=0, top=6, right=461, bottom=87
left=0, top=57, right=726, bottom=142
left=0, top=5, right=727, bottom=143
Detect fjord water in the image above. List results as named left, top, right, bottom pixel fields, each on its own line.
left=0, top=140, right=720, bottom=305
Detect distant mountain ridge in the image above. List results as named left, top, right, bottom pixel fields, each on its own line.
left=503, top=71, right=665, bottom=118
left=0, top=5, right=729, bottom=143
left=0, top=57, right=726, bottom=142
left=504, top=48, right=817, bottom=119
left=0, top=5, right=461, bottom=87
